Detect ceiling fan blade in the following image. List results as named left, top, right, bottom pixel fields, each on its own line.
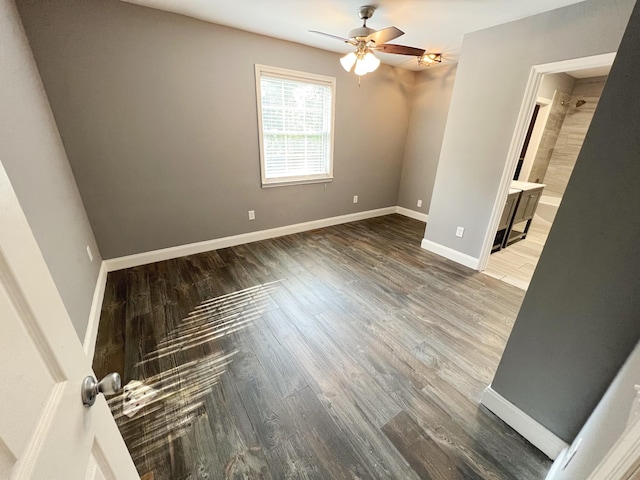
left=365, top=26, right=404, bottom=45
left=309, top=30, right=352, bottom=43
left=374, top=44, right=426, bottom=56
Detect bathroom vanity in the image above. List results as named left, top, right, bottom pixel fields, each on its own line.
left=493, top=181, right=545, bottom=252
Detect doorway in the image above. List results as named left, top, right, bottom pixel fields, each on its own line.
left=481, top=55, right=614, bottom=289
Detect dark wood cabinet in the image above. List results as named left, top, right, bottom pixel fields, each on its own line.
left=493, top=181, right=545, bottom=253
left=493, top=189, right=521, bottom=252
left=505, top=184, right=544, bottom=246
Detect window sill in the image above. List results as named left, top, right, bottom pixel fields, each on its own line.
left=261, top=177, right=334, bottom=188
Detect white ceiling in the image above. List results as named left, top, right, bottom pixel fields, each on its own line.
left=122, top=0, right=587, bottom=70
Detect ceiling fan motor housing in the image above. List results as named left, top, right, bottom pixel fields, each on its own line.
left=349, top=26, right=376, bottom=39
left=351, top=5, right=377, bottom=39
left=358, top=5, right=376, bottom=21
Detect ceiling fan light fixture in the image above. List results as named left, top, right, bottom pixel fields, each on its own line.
left=354, top=57, right=369, bottom=76
left=418, top=53, right=443, bottom=67
left=362, top=51, right=380, bottom=72
left=340, top=52, right=357, bottom=72
left=352, top=49, right=380, bottom=76
left=314, top=6, right=424, bottom=78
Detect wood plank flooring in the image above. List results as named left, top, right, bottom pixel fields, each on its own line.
left=93, top=214, right=551, bottom=479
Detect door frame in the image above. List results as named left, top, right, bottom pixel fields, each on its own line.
left=587, top=414, right=640, bottom=479
left=477, top=52, right=616, bottom=271
left=517, top=96, right=552, bottom=182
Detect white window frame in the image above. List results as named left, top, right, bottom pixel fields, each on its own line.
left=255, top=64, right=336, bottom=187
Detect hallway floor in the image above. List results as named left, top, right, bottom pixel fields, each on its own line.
left=483, top=215, right=551, bottom=290
left=93, top=214, right=550, bottom=479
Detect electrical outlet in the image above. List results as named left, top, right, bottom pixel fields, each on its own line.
left=353, top=195, right=358, bottom=204
left=417, top=199, right=423, bottom=208
left=456, top=226, right=465, bottom=238
left=86, top=245, right=93, bottom=262
left=248, top=210, right=255, bottom=220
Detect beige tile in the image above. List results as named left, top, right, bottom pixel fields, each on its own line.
left=483, top=270, right=506, bottom=280
left=517, top=263, right=537, bottom=276
left=500, top=275, right=530, bottom=290
left=483, top=218, right=550, bottom=291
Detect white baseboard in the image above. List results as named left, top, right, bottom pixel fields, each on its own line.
left=545, top=447, right=569, bottom=480
left=395, top=206, right=429, bottom=223
left=420, top=238, right=481, bottom=270
left=481, top=386, right=569, bottom=460
left=105, top=207, right=397, bottom=272
left=83, top=261, right=108, bottom=361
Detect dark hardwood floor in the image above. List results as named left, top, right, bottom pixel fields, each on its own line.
left=93, top=214, right=551, bottom=479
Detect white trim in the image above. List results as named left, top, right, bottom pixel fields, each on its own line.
left=105, top=207, right=396, bottom=272
left=517, top=96, right=552, bottom=182
left=587, top=414, right=640, bottom=479
left=477, top=65, right=541, bottom=272
left=12, top=383, right=65, bottom=479
left=481, top=386, right=569, bottom=460
left=420, top=238, right=480, bottom=270
left=83, top=262, right=108, bottom=361
left=477, top=52, right=617, bottom=271
left=545, top=447, right=569, bottom=480
left=255, top=64, right=336, bottom=187
left=535, top=53, right=617, bottom=75
left=395, top=206, right=429, bottom=223
left=261, top=177, right=333, bottom=188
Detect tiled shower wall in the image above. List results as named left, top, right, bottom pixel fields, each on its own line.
left=541, top=76, right=608, bottom=198
left=528, top=89, right=572, bottom=184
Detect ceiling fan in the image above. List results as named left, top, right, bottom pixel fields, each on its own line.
left=311, top=5, right=440, bottom=76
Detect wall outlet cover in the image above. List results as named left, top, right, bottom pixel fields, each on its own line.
left=248, top=210, right=255, bottom=220
left=353, top=195, right=358, bottom=204
left=456, top=226, right=465, bottom=238
left=417, top=200, right=423, bottom=208
left=122, top=380, right=158, bottom=418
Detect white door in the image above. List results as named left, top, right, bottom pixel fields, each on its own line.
left=0, top=161, right=139, bottom=479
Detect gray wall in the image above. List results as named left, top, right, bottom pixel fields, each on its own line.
left=16, top=0, right=414, bottom=259
left=397, top=64, right=457, bottom=215
left=0, top=0, right=102, bottom=341
left=492, top=0, right=640, bottom=442
left=423, top=0, right=635, bottom=260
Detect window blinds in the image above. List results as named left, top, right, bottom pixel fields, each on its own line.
left=257, top=67, right=334, bottom=186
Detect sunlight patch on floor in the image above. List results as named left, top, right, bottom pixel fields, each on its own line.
left=106, top=280, right=281, bottom=462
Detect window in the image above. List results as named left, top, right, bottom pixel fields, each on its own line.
left=255, top=64, right=336, bottom=187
